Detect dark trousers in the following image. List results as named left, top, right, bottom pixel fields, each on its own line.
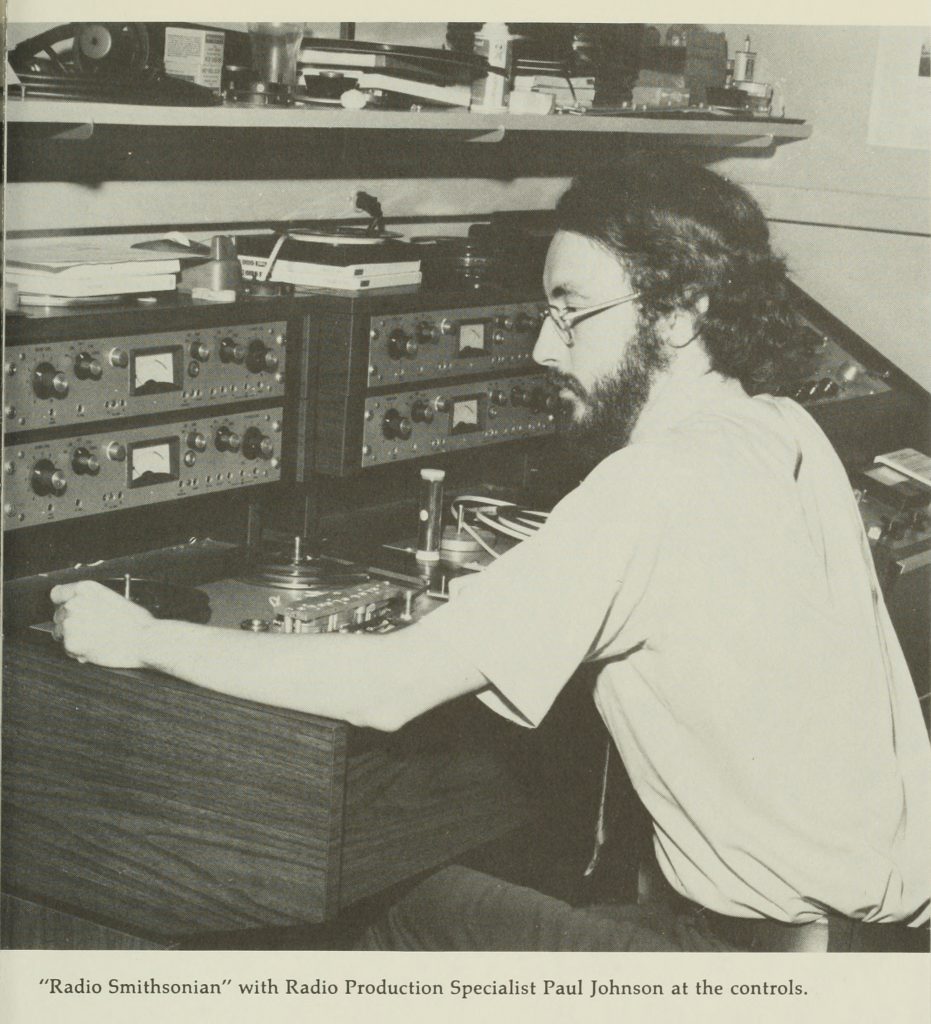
left=357, top=865, right=734, bottom=952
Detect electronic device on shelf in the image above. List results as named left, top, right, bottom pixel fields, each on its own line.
left=3, top=302, right=292, bottom=540
left=7, top=22, right=221, bottom=105
left=298, top=289, right=557, bottom=478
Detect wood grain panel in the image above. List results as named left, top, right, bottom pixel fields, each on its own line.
left=1, top=893, right=164, bottom=950
left=339, top=704, right=532, bottom=906
left=2, top=637, right=347, bottom=940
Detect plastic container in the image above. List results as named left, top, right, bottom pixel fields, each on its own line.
left=471, top=23, right=514, bottom=112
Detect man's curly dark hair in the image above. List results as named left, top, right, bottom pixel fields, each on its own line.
left=555, top=154, right=814, bottom=392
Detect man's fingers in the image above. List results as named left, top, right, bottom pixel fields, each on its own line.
left=50, top=580, right=106, bottom=604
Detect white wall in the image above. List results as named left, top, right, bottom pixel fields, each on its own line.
left=709, top=25, right=930, bottom=390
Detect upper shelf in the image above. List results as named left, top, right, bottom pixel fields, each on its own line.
left=6, top=98, right=812, bottom=149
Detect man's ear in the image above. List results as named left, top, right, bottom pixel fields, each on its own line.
left=662, top=294, right=709, bottom=350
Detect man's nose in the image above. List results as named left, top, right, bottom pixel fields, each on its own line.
left=532, top=316, right=568, bottom=368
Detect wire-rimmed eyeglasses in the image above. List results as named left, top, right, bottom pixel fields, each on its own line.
left=542, top=293, right=640, bottom=347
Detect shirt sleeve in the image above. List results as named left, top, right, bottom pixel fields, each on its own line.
left=418, top=446, right=669, bottom=727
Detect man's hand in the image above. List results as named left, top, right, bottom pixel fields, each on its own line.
left=50, top=580, right=156, bottom=669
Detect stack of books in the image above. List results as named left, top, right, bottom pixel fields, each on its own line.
left=237, top=233, right=422, bottom=291
left=6, top=243, right=181, bottom=306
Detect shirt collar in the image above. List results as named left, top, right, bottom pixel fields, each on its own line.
left=630, top=371, right=749, bottom=444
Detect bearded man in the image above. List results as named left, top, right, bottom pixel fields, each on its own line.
left=52, top=156, right=930, bottom=952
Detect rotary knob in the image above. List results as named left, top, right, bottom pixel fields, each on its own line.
left=32, top=362, right=69, bottom=399
left=74, top=352, right=103, bottom=381
left=109, top=347, right=129, bottom=369
left=530, top=388, right=559, bottom=414
left=190, top=340, right=211, bottom=362
left=215, top=426, right=242, bottom=452
left=382, top=408, right=413, bottom=440
left=71, top=447, right=100, bottom=476
left=495, top=315, right=516, bottom=331
left=31, top=459, right=67, bottom=496
left=387, top=329, right=418, bottom=360
left=246, top=339, right=279, bottom=374
left=432, top=396, right=450, bottom=414
left=410, top=399, right=434, bottom=423
left=186, top=431, right=207, bottom=452
left=220, top=338, right=246, bottom=364
left=488, top=389, right=509, bottom=406
left=242, top=426, right=274, bottom=460
left=515, top=312, right=541, bottom=333
left=415, top=322, right=437, bottom=345
left=510, top=385, right=531, bottom=407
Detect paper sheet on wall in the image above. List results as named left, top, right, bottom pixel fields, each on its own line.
left=867, top=26, right=931, bottom=150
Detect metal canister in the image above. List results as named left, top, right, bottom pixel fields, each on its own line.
left=415, top=468, right=446, bottom=561
left=734, top=37, right=756, bottom=83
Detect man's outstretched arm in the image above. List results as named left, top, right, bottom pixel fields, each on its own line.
left=50, top=580, right=486, bottom=732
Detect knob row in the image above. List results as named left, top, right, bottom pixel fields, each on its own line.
left=382, top=313, right=543, bottom=360
left=380, top=388, right=557, bottom=440
left=31, top=338, right=281, bottom=399
left=27, top=429, right=276, bottom=495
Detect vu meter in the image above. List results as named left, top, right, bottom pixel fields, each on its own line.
left=458, top=322, right=486, bottom=355
left=131, top=348, right=181, bottom=395
left=128, top=438, right=179, bottom=488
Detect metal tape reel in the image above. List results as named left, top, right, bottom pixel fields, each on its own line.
left=73, top=23, right=150, bottom=75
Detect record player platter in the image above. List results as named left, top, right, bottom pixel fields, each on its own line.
left=241, top=536, right=371, bottom=590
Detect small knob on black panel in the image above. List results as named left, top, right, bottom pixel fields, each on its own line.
left=242, top=426, right=274, bottom=460
left=33, top=362, right=69, bottom=399
left=382, top=408, right=413, bottom=440
left=410, top=399, right=434, bottom=423
left=387, top=329, right=417, bottom=360
left=215, top=426, right=242, bottom=452
left=515, top=312, right=540, bottom=334
left=495, top=315, right=515, bottom=331
left=71, top=447, right=100, bottom=476
left=489, top=389, right=508, bottom=406
left=220, top=338, right=246, bottom=364
left=31, top=459, right=67, bottom=496
left=511, top=385, right=530, bottom=407
left=74, top=352, right=103, bottom=381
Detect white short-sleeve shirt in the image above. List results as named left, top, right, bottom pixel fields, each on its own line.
left=421, top=372, right=930, bottom=925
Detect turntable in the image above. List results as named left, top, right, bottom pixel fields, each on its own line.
left=209, top=536, right=424, bottom=635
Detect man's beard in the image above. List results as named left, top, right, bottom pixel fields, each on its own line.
left=551, top=320, right=670, bottom=471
